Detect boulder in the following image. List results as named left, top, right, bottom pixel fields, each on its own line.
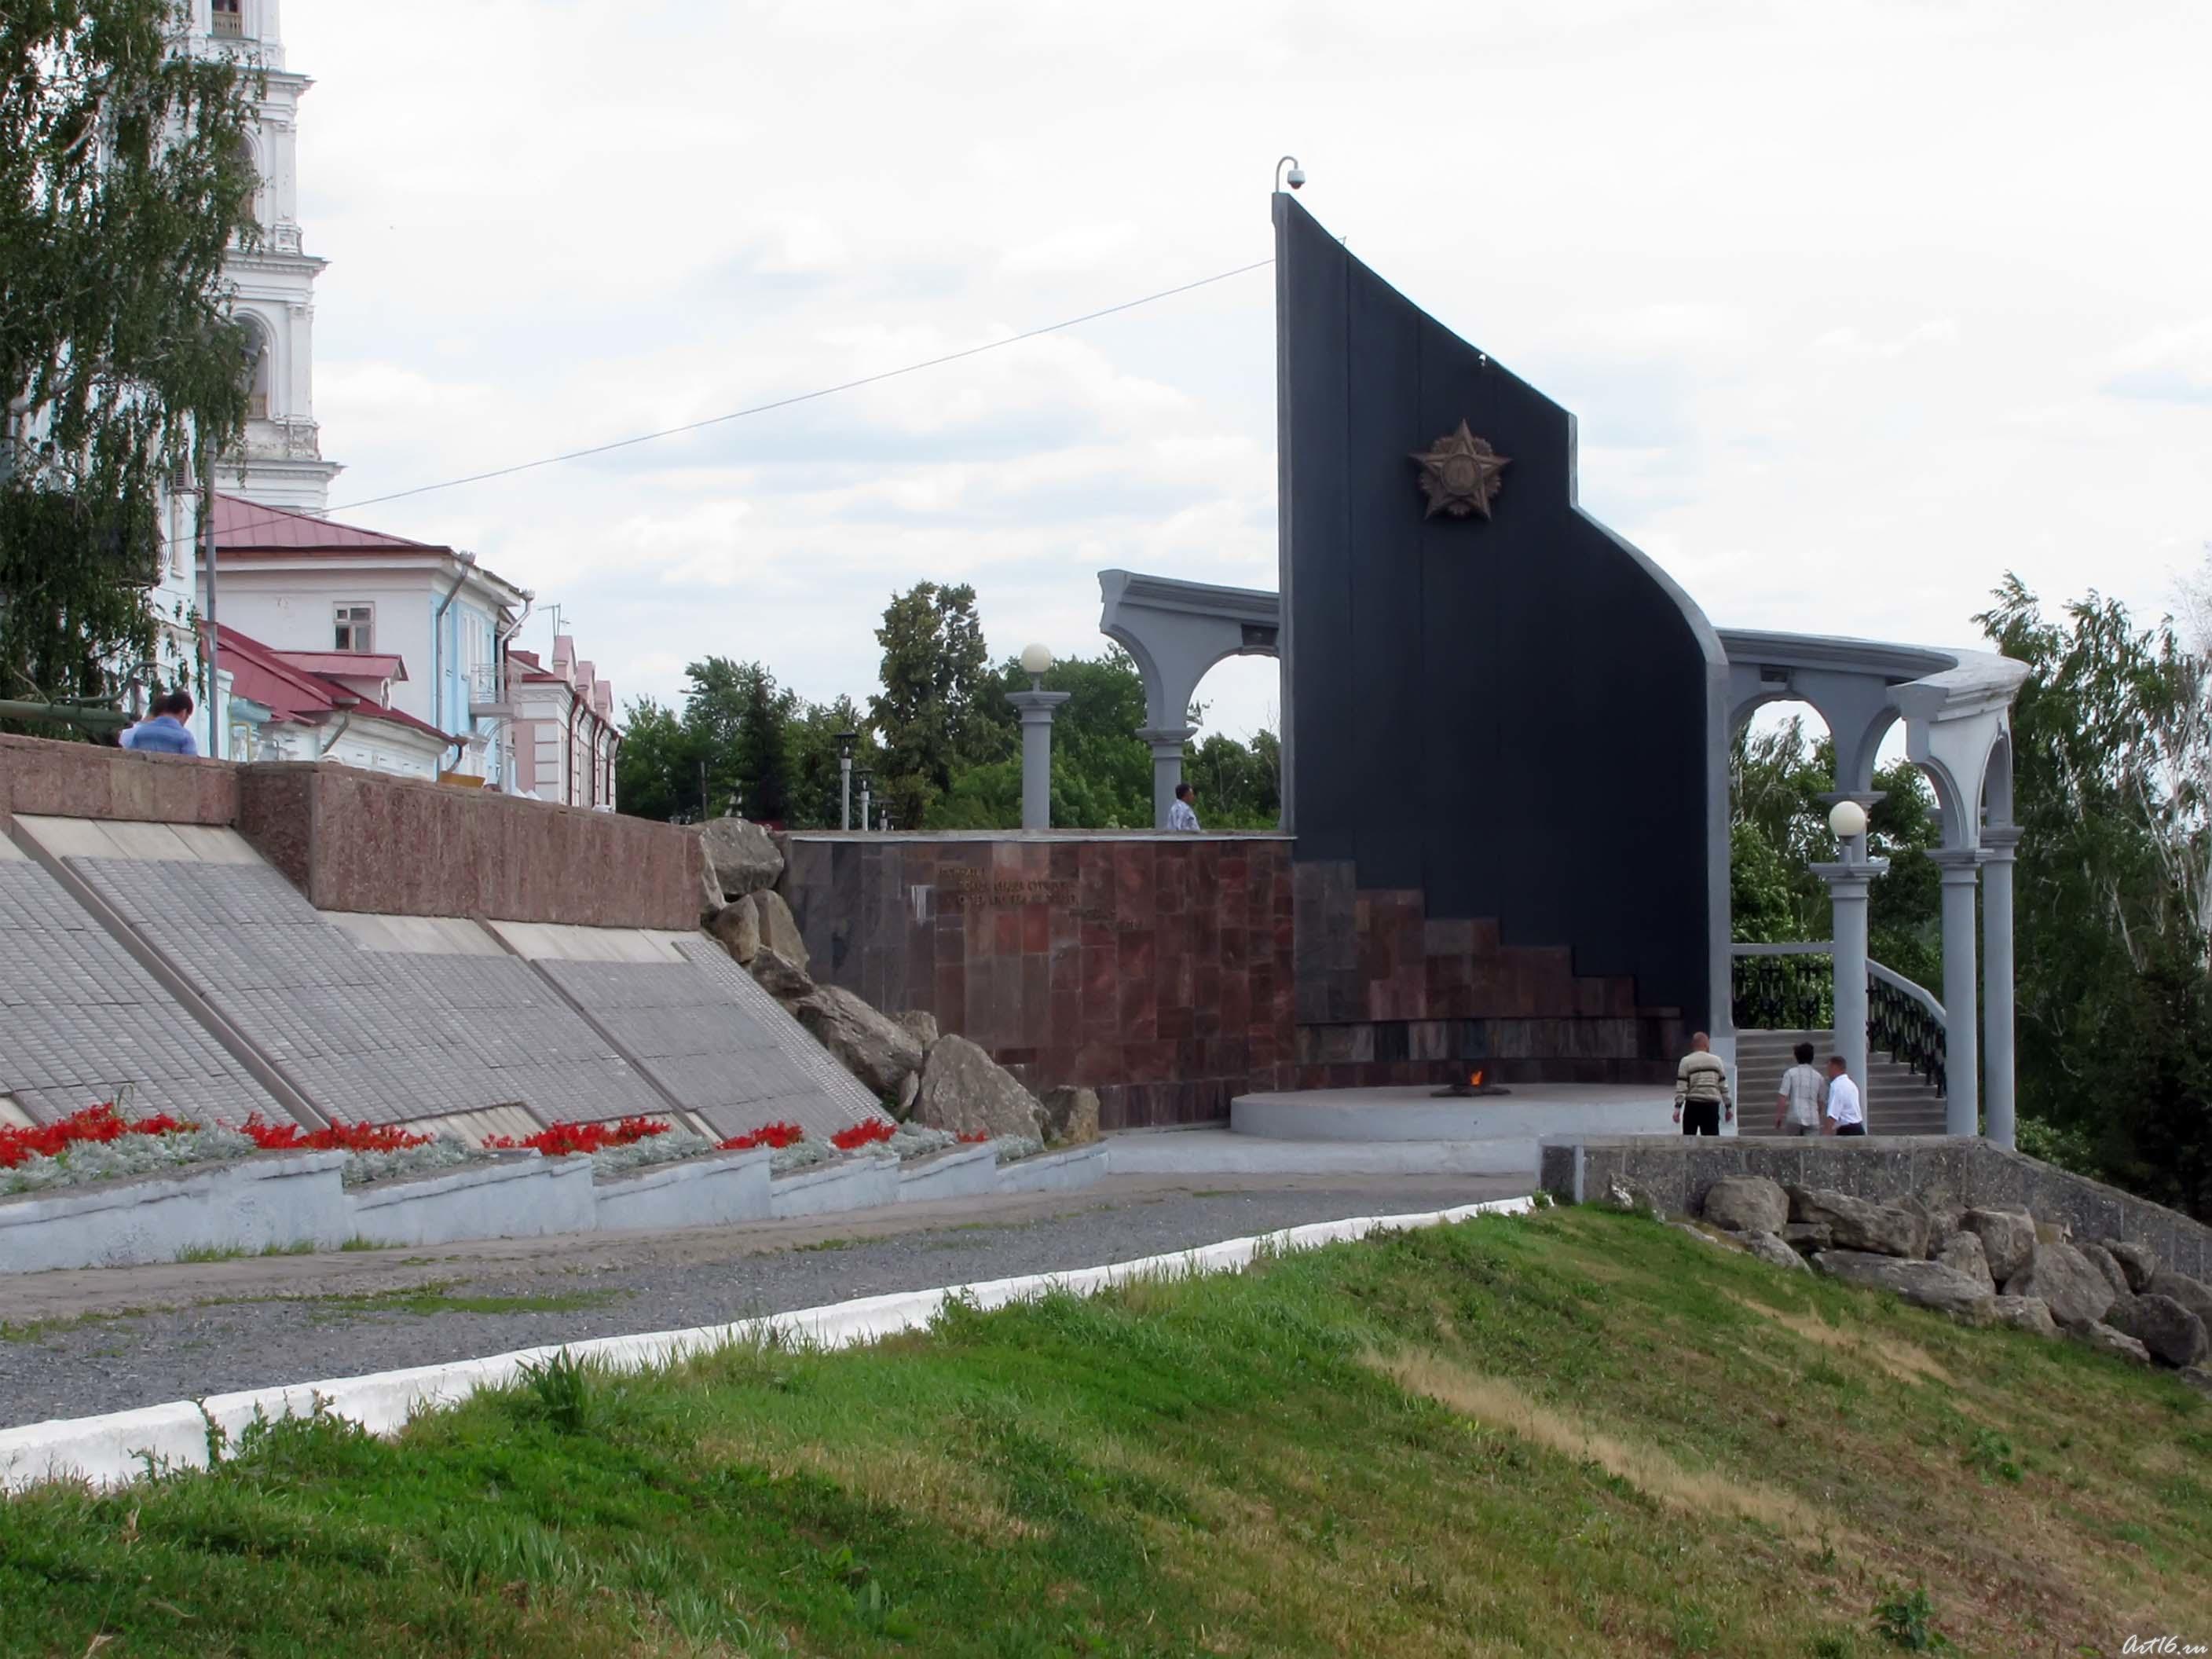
left=753, top=888, right=809, bottom=973
left=700, top=816, right=784, bottom=899
left=749, top=947, right=815, bottom=1003
left=895, top=1071, right=920, bottom=1119
left=1038, top=1085, right=1101, bottom=1147
left=2078, top=1322, right=2151, bottom=1365
left=1788, top=1188, right=1927, bottom=1259
left=1811, top=1251, right=1995, bottom=1320
left=1899, top=1192, right=1965, bottom=1254
left=2078, top=1242, right=2133, bottom=1306
left=1701, top=1175, right=1789, bottom=1236
left=793, top=986, right=925, bottom=1101
left=1602, top=1179, right=1666, bottom=1221
left=707, top=892, right=761, bottom=964
left=1936, top=1230, right=1996, bottom=1294
left=897, top=1009, right=941, bottom=1049
left=2006, top=1242, right=2116, bottom=1332
left=699, top=848, right=727, bottom=922
left=1782, top=1221, right=1833, bottom=1254
left=1990, top=1295, right=2059, bottom=1338
left=2145, top=1269, right=2212, bottom=1331
left=2106, top=1240, right=2159, bottom=1293
left=1741, top=1230, right=1810, bottom=1273
left=910, top=1035, right=1046, bottom=1142
left=2179, top=1367, right=2212, bottom=1398
left=2108, top=1294, right=2210, bottom=1369
left=1960, top=1207, right=2038, bottom=1283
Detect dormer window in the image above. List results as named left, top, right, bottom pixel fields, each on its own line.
left=212, top=0, right=244, bottom=38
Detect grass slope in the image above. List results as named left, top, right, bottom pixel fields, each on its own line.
left=2, top=1207, right=2205, bottom=1657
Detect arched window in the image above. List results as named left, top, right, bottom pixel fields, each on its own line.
left=238, top=314, right=272, bottom=419
left=211, top=0, right=245, bottom=38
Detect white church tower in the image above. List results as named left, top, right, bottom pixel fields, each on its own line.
left=192, top=0, right=340, bottom=513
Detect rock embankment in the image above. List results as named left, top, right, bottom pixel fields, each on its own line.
left=1634, top=1171, right=2212, bottom=1389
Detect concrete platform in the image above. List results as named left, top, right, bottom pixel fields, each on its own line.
left=1231, top=1084, right=1674, bottom=1142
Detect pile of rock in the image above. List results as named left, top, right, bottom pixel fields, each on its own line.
left=697, top=819, right=1100, bottom=1150
left=1692, top=1174, right=2212, bottom=1383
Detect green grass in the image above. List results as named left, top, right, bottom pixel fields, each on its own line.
left=318, top=1284, right=629, bottom=1319
left=3, top=1207, right=2206, bottom=1656
left=0, top=1307, right=148, bottom=1345
left=173, top=1240, right=318, bottom=1264
left=338, top=1236, right=390, bottom=1253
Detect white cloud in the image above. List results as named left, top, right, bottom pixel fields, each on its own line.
left=275, top=0, right=2212, bottom=739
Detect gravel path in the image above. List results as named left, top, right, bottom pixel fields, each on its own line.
left=0, top=1174, right=1522, bottom=1428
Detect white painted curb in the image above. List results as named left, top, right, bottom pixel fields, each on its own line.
left=0, top=1196, right=1533, bottom=1493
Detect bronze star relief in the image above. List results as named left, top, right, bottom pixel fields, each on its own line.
left=1411, top=421, right=1510, bottom=520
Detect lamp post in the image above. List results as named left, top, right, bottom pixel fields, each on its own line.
left=1810, top=796, right=1888, bottom=1105
left=836, top=730, right=857, bottom=831
left=1005, top=643, right=1071, bottom=832
left=856, top=768, right=872, bottom=834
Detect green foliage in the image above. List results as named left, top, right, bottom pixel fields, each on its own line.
left=1, top=0, right=262, bottom=721
left=1961, top=1427, right=2021, bottom=1483
left=1979, top=575, right=2212, bottom=1219
left=515, top=1348, right=592, bottom=1435
left=1870, top=1585, right=1950, bottom=1650
left=612, top=696, right=688, bottom=822
left=870, top=580, right=995, bottom=829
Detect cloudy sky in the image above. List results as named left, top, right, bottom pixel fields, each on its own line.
left=280, top=0, right=2210, bottom=741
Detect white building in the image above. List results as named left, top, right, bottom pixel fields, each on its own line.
left=192, top=0, right=339, bottom=513
left=507, top=638, right=621, bottom=808
left=208, top=494, right=531, bottom=787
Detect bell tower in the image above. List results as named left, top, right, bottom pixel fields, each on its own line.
left=196, top=0, right=341, bottom=513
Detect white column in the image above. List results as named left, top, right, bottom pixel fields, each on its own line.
left=1809, top=859, right=1887, bottom=1097
left=1006, top=687, right=1071, bottom=831
left=1930, top=849, right=1982, bottom=1137
left=1980, top=826, right=2020, bottom=1148
left=1136, top=725, right=1196, bottom=829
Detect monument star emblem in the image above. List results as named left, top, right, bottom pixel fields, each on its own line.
left=1411, top=420, right=1510, bottom=520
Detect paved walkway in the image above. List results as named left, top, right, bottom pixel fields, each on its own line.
left=0, top=1173, right=1524, bottom=1429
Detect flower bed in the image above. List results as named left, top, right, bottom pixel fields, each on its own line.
left=484, top=1116, right=716, bottom=1180
left=241, top=1114, right=482, bottom=1188
left=0, top=1105, right=257, bottom=1198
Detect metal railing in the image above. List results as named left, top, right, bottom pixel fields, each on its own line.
left=1730, top=943, right=1948, bottom=1094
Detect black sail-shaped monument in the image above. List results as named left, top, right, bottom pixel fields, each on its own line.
left=1275, top=194, right=1727, bottom=1078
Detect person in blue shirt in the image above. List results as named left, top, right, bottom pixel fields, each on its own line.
left=1169, top=781, right=1201, bottom=832
left=119, top=690, right=200, bottom=756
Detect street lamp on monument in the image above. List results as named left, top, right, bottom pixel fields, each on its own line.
left=837, top=730, right=857, bottom=830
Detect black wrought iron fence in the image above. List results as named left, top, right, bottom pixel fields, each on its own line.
left=1730, top=949, right=1833, bottom=1032
left=1870, top=971, right=1947, bottom=1095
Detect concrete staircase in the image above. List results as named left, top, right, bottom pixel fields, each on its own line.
left=1733, top=1029, right=1948, bottom=1137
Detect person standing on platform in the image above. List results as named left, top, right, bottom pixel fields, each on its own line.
left=1774, top=1040, right=1827, bottom=1136
left=1169, top=781, right=1201, bottom=832
left=1672, top=1031, right=1732, bottom=1136
left=1822, top=1055, right=1866, bottom=1136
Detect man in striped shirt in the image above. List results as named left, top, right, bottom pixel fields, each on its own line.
left=1672, top=1031, right=1733, bottom=1136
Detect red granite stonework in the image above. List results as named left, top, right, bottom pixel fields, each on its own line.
left=781, top=834, right=1297, bottom=1130
left=1290, top=859, right=1686, bottom=1087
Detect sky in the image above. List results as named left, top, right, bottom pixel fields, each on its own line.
left=279, top=0, right=2211, bottom=743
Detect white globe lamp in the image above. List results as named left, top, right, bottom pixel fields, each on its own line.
left=1828, top=800, right=1869, bottom=840
left=1020, top=643, right=1054, bottom=680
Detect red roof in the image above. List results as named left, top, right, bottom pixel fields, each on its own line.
left=214, top=624, right=448, bottom=743
left=211, top=493, right=447, bottom=555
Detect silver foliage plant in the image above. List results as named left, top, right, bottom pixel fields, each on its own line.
left=0, top=1125, right=257, bottom=1196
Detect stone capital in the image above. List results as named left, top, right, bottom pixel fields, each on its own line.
left=1005, top=689, right=1071, bottom=724
left=1979, top=823, right=2023, bottom=859
left=1808, top=859, right=1888, bottom=898
left=1927, top=847, right=1983, bottom=881
left=1815, top=789, right=1888, bottom=810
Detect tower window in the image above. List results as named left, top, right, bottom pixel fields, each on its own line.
left=212, top=0, right=244, bottom=37
left=334, top=604, right=374, bottom=653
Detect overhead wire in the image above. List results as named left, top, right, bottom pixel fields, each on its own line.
left=186, top=255, right=1276, bottom=548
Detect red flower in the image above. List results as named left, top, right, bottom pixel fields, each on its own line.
left=0, top=1103, right=200, bottom=1170
left=830, top=1119, right=896, bottom=1152
left=957, top=1131, right=990, bottom=1144
left=482, top=1116, right=671, bottom=1157
left=240, top=1113, right=433, bottom=1155
left=720, top=1121, right=805, bottom=1151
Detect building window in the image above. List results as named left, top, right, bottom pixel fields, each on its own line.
left=334, top=603, right=374, bottom=652
left=211, top=0, right=244, bottom=37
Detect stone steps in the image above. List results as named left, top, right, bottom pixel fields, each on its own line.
left=1733, top=1028, right=1948, bottom=1137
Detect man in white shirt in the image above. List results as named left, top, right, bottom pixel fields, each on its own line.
left=1822, top=1054, right=1866, bottom=1137
left=1773, top=1040, right=1826, bottom=1136
left=1169, top=782, right=1201, bottom=832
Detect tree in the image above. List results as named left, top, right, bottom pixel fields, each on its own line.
left=786, top=694, right=877, bottom=830
left=613, top=697, right=690, bottom=823
left=2, top=1, right=262, bottom=717
left=869, top=582, right=994, bottom=828
left=732, top=662, right=798, bottom=824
